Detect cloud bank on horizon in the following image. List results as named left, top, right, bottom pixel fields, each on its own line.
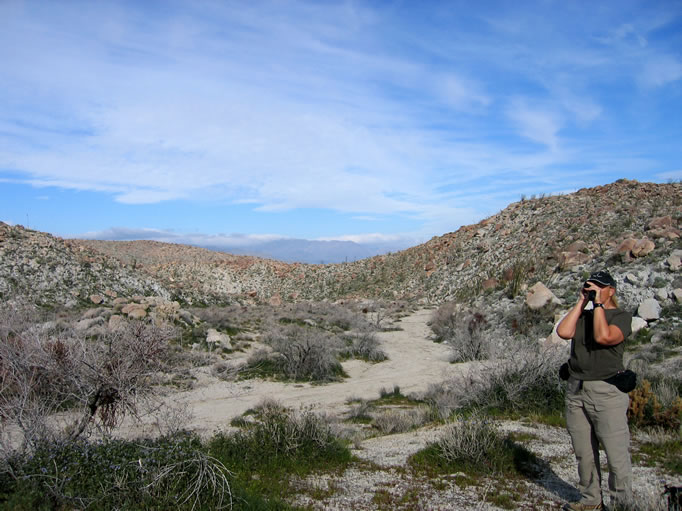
left=1, top=0, right=680, bottom=255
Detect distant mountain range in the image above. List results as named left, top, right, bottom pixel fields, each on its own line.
left=204, top=238, right=408, bottom=264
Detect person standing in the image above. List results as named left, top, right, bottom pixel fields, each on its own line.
left=557, top=270, right=633, bottom=511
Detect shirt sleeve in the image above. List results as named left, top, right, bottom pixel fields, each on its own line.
left=610, top=310, right=632, bottom=340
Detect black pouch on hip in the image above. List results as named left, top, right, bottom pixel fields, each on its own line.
left=559, top=362, right=570, bottom=381
left=604, top=369, right=637, bottom=393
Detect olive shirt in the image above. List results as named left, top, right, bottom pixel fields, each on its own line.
left=567, top=307, right=633, bottom=381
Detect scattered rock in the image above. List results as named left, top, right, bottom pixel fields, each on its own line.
left=637, top=298, right=661, bottom=321
left=526, top=282, right=561, bottom=310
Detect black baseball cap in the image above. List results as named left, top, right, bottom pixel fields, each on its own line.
left=587, top=270, right=617, bottom=289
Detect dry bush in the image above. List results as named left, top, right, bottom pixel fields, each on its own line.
left=429, top=303, right=492, bottom=362
left=261, top=325, right=344, bottom=381
left=0, top=303, right=178, bottom=453
left=436, top=410, right=503, bottom=466
left=628, top=380, right=682, bottom=431
left=341, top=331, right=387, bottom=362
left=425, top=341, right=566, bottom=418
left=371, top=407, right=430, bottom=434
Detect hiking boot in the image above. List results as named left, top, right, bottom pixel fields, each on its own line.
left=563, top=501, right=603, bottom=511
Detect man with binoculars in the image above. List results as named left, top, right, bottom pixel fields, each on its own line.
left=557, top=270, right=633, bottom=511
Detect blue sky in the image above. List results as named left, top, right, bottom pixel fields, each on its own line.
left=1, top=0, right=680, bottom=253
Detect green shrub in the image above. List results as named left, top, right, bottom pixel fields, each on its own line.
left=210, top=402, right=350, bottom=469
left=0, top=433, right=232, bottom=511
left=208, top=403, right=350, bottom=503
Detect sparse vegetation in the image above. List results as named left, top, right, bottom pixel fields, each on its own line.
left=410, top=410, right=541, bottom=479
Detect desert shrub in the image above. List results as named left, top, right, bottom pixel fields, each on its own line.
left=0, top=304, right=178, bottom=452
left=410, top=410, right=540, bottom=477
left=371, top=408, right=430, bottom=434
left=425, top=343, right=566, bottom=419
left=628, top=380, right=682, bottom=431
left=0, top=433, right=232, bottom=511
left=291, top=301, right=374, bottom=332
left=346, top=400, right=373, bottom=423
left=429, top=303, right=491, bottom=362
left=208, top=403, right=350, bottom=502
left=246, top=325, right=344, bottom=382
left=340, top=332, right=387, bottom=362
left=508, top=302, right=558, bottom=340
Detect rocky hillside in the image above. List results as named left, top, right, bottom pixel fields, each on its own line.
left=1, top=179, right=680, bottom=309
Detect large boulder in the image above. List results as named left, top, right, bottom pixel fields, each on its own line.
left=632, top=239, right=655, bottom=258
left=122, top=303, right=148, bottom=319
left=558, top=251, right=590, bottom=269
left=668, top=251, right=682, bottom=271
left=617, top=238, right=637, bottom=254
left=637, top=298, right=661, bottom=321
left=648, top=216, right=672, bottom=230
left=526, top=282, right=561, bottom=310
left=630, top=316, right=648, bottom=334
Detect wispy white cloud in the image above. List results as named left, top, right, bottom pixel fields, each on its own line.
left=639, top=55, right=682, bottom=88
left=0, top=0, right=679, bottom=243
left=507, top=100, right=563, bottom=150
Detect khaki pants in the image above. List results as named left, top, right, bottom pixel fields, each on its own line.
left=565, top=377, right=632, bottom=506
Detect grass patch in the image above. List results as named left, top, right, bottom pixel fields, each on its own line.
left=634, top=436, right=682, bottom=475
left=207, top=402, right=352, bottom=503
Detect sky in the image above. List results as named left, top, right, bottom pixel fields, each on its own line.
left=1, top=0, right=681, bottom=256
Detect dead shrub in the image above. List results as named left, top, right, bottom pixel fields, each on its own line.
left=425, top=341, right=566, bottom=417
left=429, top=303, right=492, bottom=362
left=0, top=304, right=178, bottom=453
left=372, top=408, right=430, bottom=434
left=341, top=331, right=387, bottom=362
left=252, top=325, right=344, bottom=382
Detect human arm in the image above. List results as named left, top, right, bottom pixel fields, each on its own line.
left=556, top=291, right=589, bottom=340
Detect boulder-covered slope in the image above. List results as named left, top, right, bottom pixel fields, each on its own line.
left=1, top=179, right=680, bottom=307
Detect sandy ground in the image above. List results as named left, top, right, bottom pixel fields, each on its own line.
left=152, top=308, right=466, bottom=436
left=122, top=308, right=680, bottom=510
